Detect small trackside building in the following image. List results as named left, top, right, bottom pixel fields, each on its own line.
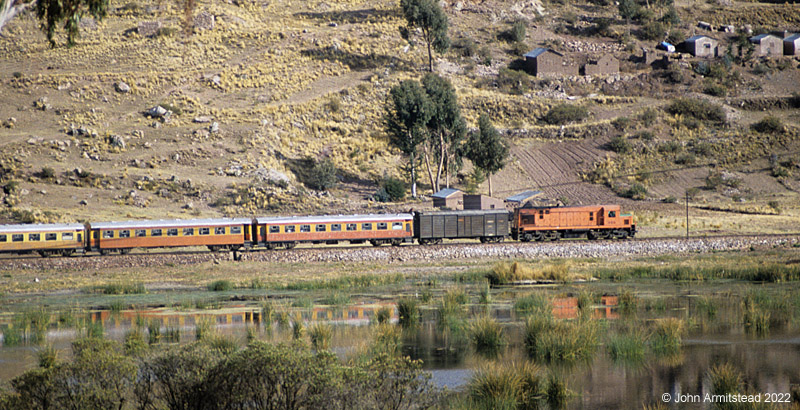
left=750, top=34, right=783, bottom=57
left=785, top=34, right=800, bottom=56
left=684, top=35, right=718, bottom=57
left=524, top=48, right=577, bottom=77
left=432, top=188, right=463, bottom=209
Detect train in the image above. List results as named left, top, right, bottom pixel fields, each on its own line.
left=0, top=204, right=636, bottom=257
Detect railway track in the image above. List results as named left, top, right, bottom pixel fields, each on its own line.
left=1, top=233, right=798, bottom=271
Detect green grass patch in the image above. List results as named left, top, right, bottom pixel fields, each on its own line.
left=308, top=322, right=332, bottom=351
left=649, top=318, right=684, bottom=356
left=282, top=273, right=404, bottom=291
left=468, top=362, right=543, bottom=410
left=469, top=316, right=506, bottom=357
left=525, top=316, right=600, bottom=363
left=95, top=282, right=146, bottom=295
left=397, top=298, right=419, bottom=328
left=207, top=280, right=234, bottom=292
left=514, top=293, right=551, bottom=316
left=606, top=332, right=647, bottom=364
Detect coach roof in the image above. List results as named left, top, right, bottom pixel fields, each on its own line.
left=0, top=223, right=85, bottom=234
left=256, top=214, right=412, bottom=225
left=89, top=218, right=252, bottom=230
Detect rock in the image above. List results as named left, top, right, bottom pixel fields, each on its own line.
left=57, top=82, right=71, bottom=90
left=194, top=129, right=210, bottom=138
left=39, top=190, right=47, bottom=195
left=79, top=199, right=88, bottom=205
left=146, top=105, right=168, bottom=118
left=194, top=116, right=212, bottom=123
left=129, top=190, right=137, bottom=198
left=34, top=97, right=50, bottom=111
left=210, top=122, right=219, bottom=133
left=329, top=22, right=338, bottom=27
left=194, top=11, right=215, bottom=30
left=183, top=202, right=194, bottom=210
left=138, top=21, right=162, bottom=37
left=108, top=135, right=126, bottom=149
left=116, top=82, right=130, bottom=93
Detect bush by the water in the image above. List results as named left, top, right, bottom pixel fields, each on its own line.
left=486, top=261, right=578, bottom=285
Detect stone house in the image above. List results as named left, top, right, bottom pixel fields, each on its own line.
left=463, top=194, right=506, bottom=210
left=749, top=34, right=783, bottom=57
left=583, top=54, right=619, bottom=76
left=524, top=48, right=578, bottom=77
left=785, top=34, right=800, bottom=56
left=684, top=35, right=718, bottom=57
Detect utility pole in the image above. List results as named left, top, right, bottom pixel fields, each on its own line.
left=685, top=191, right=689, bottom=239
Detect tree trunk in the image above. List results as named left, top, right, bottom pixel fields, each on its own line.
left=427, top=36, right=433, bottom=72
left=423, top=147, right=437, bottom=194
left=488, top=173, right=493, bottom=197
left=435, top=133, right=445, bottom=193
left=410, top=153, right=417, bottom=198
left=444, top=153, right=450, bottom=188
left=0, top=0, right=32, bottom=34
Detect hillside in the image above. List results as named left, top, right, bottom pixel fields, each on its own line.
left=0, top=0, right=799, bottom=237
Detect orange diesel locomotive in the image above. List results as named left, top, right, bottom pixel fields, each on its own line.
left=512, top=205, right=635, bottom=242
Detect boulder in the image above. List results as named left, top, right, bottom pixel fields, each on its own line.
left=138, top=21, right=162, bottom=37
left=115, top=82, right=130, bottom=93
left=194, top=12, right=215, bottom=30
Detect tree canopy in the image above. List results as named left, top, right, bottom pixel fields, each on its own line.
left=466, top=114, right=508, bottom=196
left=384, top=80, right=433, bottom=198
left=36, top=0, right=108, bottom=47
left=399, top=0, right=450, bottom=72
left=421, top=73, right=466, bottom=193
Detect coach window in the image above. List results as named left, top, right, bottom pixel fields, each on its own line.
left=377, top=222, right=387, bottom=230
left=214, top=227, right=226, bottom=235
left=151, top=229, right=162, bottom=237
left=46, top=233, right=57, bottom=241
left=183, top=228, right=194, bottom=236
left=29, top=233, right=41, bottom=241
left=346, top=223, right=357, bottom=231
left=406, top=223, right=411, bottom=232
left=392, top=222, right=403, bottom=230
left=0, top=234, right=6, bottom=242
left=231, top=226, right=242, bottom=234
left=316, top=224, right=327, bottom=232
left=136, top=229, right=146, bottom=237
left=62, top=232, right=74, bottom=240
left=300, top=225, right=310, bottom=233
left=589, top=212, right=594, bottom=221
left=269, top=226, right=280, bottom=234
left=12, top=234, right=23, bottom=242
left=103, top=230, right=114, bottom=239
left=285, top=225, right=296, bottom=233
left=331, top=224, right=341, bottom=232
left=167, top=229, right=178, bottom=236
left=608, top=211, right=616, bottom=218
left=362, top=223, right=372, bottom=231
left=199, top=228, right=210, bottom=235
left=120, top=230, right=131, bottom=238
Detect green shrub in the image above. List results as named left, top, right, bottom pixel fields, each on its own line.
left=657, top=141, right=682, bottom=154
left=666, top=98, right=725, bottom=124
left=703, top=83, right=727, bottom=97
left=308, top=323, right=332, bottom=350
left=376, top=306, right=392, bottom=324
left=751, top=115, right=783, bottom=133
left=37, top=167, right=55, bottom=179
left=607, top=136, right=632, bottom=154
left=639, top=21, right=666, bottom=41
left=511, top=20, right=526, bottom=42
left=478, top=45, right=492, bottom=65
left=207, top=280, right=233, bottom=292
left=497, top=67, right=531, bottom=95
left=397, top=298, right=419, bottom=328
left=541, top=104, right=589, bottom=125
left=674, top=153, right=696, bottom=165
left=667, top=29, right=685, bottom=45
left=453, top=37, right=477, bottom=57
left=622, top=183, right=647, bottom=200
left=307, top=158, right=337, bottom=190
left=375, top=176, right=406, bottom=202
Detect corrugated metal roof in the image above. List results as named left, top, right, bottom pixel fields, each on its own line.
left=0, top=223, right=85, bottom=234
left=256, top=214, right=412, bottom=225
left=686, top=35, right=713, bottom=42
left=750, top=34, right=778, bottom=42
left=431, top=188, right=462, bottom=199
left=785, top=34, right=800, bottom=41
left=89, top=218, right=251, bottom=230
left=523, top=48, right=563, bottom=58
left=505, top=190, right=543, bottom=202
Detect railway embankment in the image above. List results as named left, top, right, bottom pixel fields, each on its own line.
left=1, top=235, right=798, bottom=271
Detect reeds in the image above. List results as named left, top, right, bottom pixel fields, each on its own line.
left=618, top=288, right=638, bottom=315
left=375, top=306, right=392, bottom=324
left=207, top=280, right=233, bottom=292
left=469, top=316, right=505, bottom=357
left=95, top=282, right=146, bottom=295
left=606, top=332, right=647, bottom=364
left=708, top=363, right=742, bottom=396
left=309, top=322, right=332, bottom=351
left=397, top=298, right=419, bottom=328
left=282, top=273, right=404, bottom=291
left=525, top=316, right=599, bottom=363
left=486, top=262, right=575, bottom=285
left=371, top=323, right=401, bottom=356
left=650, top=318, right=685, bottom=355
left=514, top=293, right=551, bottom=317
left=195, top=316, right=214, bottom=341
left=291, top=318, right=305, bottom=340
left=148, top=319, right=162, bottom=345
left=320, top=292, right=351, bottom=306
left=468, top=362, right=543, bottom=410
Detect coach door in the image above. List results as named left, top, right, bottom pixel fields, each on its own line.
left=596, top=209, right=604, bottom=226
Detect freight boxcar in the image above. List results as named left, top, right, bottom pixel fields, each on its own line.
left=414, top=210, right=509, bottom=244
left=255, top=214, right=414, bottom=249
left=512, top=205, right=635, bottom=241
left=0, top=223, right=85, bottom=257
left=88, top=218, right=253, bottom=254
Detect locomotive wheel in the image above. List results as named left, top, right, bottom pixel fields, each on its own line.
left=522, top=233, right=533, bottom=242
left=587, top=231, right=599, bottom=240
left=479, top=237, right=487, bottom=243
left=533, top=232, right=545, bottom=241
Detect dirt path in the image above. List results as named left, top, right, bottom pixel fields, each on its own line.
left=274, top=70, right=371, bottom=106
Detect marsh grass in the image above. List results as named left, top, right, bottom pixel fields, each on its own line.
left=595, top=264, right=800, bottom=282
left=469, top=316, right=505, bottom=357
left=606, top=331, right=647, bottom=364
left=195, top=316, right=214, bottom=341
left=514, top=293, right=551, bottom=317
left=479, top=282, right=492, bottom=305
left=309, top=322, right=332, bottom=351
left=320, top=292, right=351, bottom=306
left=276, top=311, right=290, bottom=328
left=376, top=306, right=392, bottom=324
left=36, top=345, right=58, bottom=369
left=397, top=298, right=419, bottom=328
left=148, top=320, right=162, bottom=344
left=109, top=299, right=126, bottom=313
left=372, top=323, right=401, bottom=356
left=83, top=320, right=104, bottom=339
left=545, top=373, right=571, bottom=410
left=618, top=288, right=638, bottom=315
left=438, top=294, right=467, bottom=335
left=164, top=326, right=181, bottom=343
left=650, top=318, right=685, bottom=356
left=282, top=273, right=404, bottom=291
left=124, top=328, right=147, bottom=355
left=207, top=280, right=233, bottom=292
left=708, top=363, right=742, bottom=395
left=292, top=297, right=313, bottom=308
left=525, top=316, right=599, bottom=363
left=291, top=318, right=305, bottom=340
left=696, top=296, right=718, bottom=319
left=743, top=305, right=770, bottom=335
left=468, top=362, right=543, bottom=410
left=261, top=302, right=275, bottom=325
left=486, top=262, right=576, bottom=285
left=95, top=282, right=146, bottom=295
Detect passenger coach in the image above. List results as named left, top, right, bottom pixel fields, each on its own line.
left=0, top=223, right=85, bottom=257
left=88, top=218, right=252, bottom=254
left=255, top=214, right=413, bottom=249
